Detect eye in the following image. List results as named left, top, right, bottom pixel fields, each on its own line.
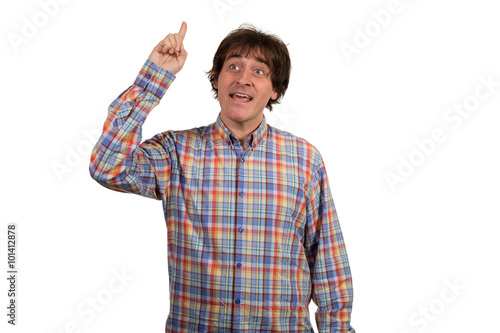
left=255, top=69, right=265, bottom=75
left=229, top=64, right=239, bottom=70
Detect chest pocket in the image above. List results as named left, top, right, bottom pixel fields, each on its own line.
left=269, top=205, right=295, bottom=258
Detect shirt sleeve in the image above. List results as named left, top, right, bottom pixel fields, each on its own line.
left=89, top=59, right=176, bottom=200
left=304, top=158, right=355, bottom=333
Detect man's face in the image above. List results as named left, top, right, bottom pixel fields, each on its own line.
left=215, top=49, right=278, bottom=130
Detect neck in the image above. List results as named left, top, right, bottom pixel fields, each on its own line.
left=220, top=113, right=263, bottom=148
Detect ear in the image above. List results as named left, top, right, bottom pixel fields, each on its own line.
left=271, top=90, right=278, bottom=100
left=214, top=77, right=218, bottom=89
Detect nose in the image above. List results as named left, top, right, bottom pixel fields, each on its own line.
left=236, top=69, right=251, bottom=86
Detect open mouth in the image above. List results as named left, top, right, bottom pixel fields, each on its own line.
left=230, top=93, right=253, bottom=102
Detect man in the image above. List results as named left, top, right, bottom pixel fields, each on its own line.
left=90, top=21, right=355, bottom=332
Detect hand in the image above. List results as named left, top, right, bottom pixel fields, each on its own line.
left=148, top=22, right=188, bottom=75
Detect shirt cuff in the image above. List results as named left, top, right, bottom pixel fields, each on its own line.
left=134, top=59, right=176, bottom=99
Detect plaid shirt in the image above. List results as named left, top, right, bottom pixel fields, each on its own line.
left=90, top=59, right=355, bottom=333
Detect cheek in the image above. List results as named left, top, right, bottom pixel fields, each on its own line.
left=216, top=79, right=229, bottom=94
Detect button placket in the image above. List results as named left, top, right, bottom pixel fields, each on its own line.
left=233, top=143, right=247, bottom=315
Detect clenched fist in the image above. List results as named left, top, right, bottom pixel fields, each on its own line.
left=148, top=22, right=188, bottom=75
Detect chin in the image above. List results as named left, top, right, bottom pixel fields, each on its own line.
left=224, top=108, right=250, bottom=119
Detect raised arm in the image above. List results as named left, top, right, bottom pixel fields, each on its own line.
left=89, top=22, right=188, bottom=199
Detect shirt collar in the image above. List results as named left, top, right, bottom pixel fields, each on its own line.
left=215, top=112, right=268, bottom=149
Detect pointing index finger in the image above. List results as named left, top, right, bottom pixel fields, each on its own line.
left=178, top=21, right=187, bottom=41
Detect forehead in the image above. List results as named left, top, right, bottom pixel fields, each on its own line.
left=225, top=47, right=271, bottom=67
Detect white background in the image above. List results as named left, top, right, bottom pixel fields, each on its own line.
left=1, top=0, right=499, bottom=332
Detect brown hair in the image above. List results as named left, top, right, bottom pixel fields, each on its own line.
left=207, top=24, right=291, bottom=111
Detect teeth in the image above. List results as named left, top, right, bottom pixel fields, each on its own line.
left=234, top=93, right=252, bottom=100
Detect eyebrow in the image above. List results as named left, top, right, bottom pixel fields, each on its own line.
left=226, top=53, right=270, bottom=68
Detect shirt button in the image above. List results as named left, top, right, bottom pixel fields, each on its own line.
left=238, top=227, right=243, bottom=232
left=146, top=74, right=151, bottom=79
left=240, top=158, right=245, bottom=163
left=237, top=263, right=242, bottom=268
left=235, top=299, right=240, bottom=304
left=239, top=191, right=244, bottom=197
